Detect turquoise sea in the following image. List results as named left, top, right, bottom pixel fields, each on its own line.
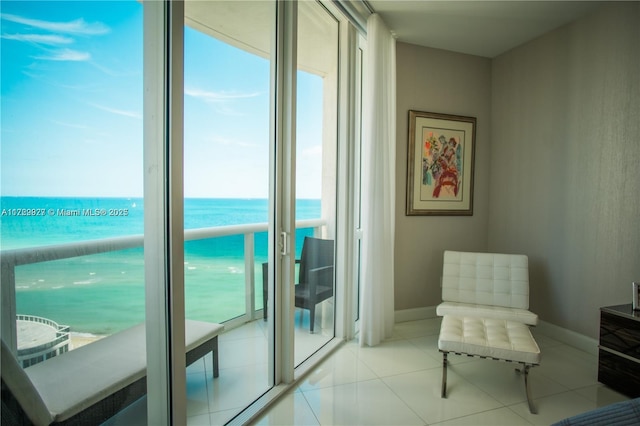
left=0, top=197, right=319, bottom=336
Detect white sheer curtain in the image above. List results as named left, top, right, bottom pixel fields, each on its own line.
left=359, top=13, right=396, bottom=347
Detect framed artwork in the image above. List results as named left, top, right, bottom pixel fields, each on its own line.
left=406, top=110, right=476, bottom=216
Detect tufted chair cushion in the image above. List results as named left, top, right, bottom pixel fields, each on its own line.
left=437, top=251, right=537, bottom=325
left=438, top=316, right=541, bottom=365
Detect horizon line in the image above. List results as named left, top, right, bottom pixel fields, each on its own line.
left=0, top=195, right=321, bottom=200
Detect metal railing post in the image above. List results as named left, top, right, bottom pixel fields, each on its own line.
left=1, top=259, right=17, bottom=353
left=244, top=232, right=256, bottom=320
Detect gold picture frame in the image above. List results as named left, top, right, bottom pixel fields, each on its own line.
left=406, top=110, right=476, bottom=216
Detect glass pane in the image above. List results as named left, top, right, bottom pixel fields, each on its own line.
left=1, top=0, right=145, bottom=422
left=356, top=43, right=364, bottom=324
left=183, top=1, right=274, bottom=423
left=294, top=1, right=339, bottom=365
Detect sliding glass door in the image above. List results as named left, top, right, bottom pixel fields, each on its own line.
left=146, top=1, right=347, bottom=422
left=182, top=1, right=275, bottom=423
left=1, top=1, right=359, bottom=424
left=293, top=0, right=339, bottom=365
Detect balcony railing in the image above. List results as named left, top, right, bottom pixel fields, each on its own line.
left=1, top=219, right=325, bottom=352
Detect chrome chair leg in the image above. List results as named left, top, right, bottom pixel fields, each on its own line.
left=516, top=363, right=537, bottom=414
left=441, top=352, right=448, bottom=398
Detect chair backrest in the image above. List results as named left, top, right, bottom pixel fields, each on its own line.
left=442, top=250, right=530, bottom=310
left=1, top=339, right=53, bottom=426
left=299, top=237, right=334, bottom=284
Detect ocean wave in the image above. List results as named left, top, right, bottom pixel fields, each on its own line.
left=70, top=331, right=103, bottom=339
left=73, top=279, right=96, bottom=285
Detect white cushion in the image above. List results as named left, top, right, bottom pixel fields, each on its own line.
left=24, top=319, right=223, bottom=423
left=1, top=339, right=53, bottom=426
left=438, top=316, right=541, bottom=365
left=185, top=320, right=224, bottom=352
left=25, top=324, right=147, bottom=422
left=442, top=251, right=530, bottom=310
left=436, top=301, right=538, bottom=326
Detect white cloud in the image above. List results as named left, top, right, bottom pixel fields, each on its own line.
left=90, top=61, right=141, bottom=78
left=89, top=103, right=142, bottom=119
left=33, top=48, right=90, bottom=61
left=1, top=14, right=109, bottom=65
left=0, top=13, right=110, bottom=35
left=1, top=33, right=74, bottom=45
left=185, top=87, right=261, bottom=103
left=50, top=120, right=91, bottom=130
left=185, top=87, right=262, bottom=116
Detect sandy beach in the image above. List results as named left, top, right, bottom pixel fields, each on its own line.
left=70, top=333, right=104, bottom=350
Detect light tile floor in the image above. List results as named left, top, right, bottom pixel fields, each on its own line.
left=106, top=314, right=335, bottom=426
left=253, top=317, right=630, bottom=426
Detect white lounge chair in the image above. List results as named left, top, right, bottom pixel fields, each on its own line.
left=1, top=320, right=223, bottom=425
left=436, top=250, right=541, bottom=414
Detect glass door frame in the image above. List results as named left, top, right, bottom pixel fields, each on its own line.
left=271, top=0, right=297, bottom=387
left=143, top=1, right=187, bottom=423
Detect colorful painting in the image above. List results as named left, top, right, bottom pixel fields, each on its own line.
left=406, top=111, right=476, bottom=215
left=421, top=129, right=465, bottom=200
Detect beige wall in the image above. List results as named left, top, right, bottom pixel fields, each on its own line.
left=489, top=2, right=640, bottom=338
left=394, top=2, right=640, bottom=339
left=395, top=44, right=491, bottom=310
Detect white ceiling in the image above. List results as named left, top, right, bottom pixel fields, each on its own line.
left=365, top=1, right=606, bottom=58
left=186, top=1, right=338, bottom=76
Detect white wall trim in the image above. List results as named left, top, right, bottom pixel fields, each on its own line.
left=536, top=319, right=599, bottom=356
left=395, top=306, right=437, bottom=322
left=395, top=306, right=599, bottom=356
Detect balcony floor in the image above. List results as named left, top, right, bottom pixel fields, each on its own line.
left=104, top=308, right=334, bottom=425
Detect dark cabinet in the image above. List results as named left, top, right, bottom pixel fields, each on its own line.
left=599, top=304, right=640, bottom=397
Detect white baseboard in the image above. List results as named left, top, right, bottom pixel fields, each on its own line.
left=395, top=306, right=599, bottom=356
left=395, top=306, right=437, bottom=322
left=536, top=319, right=599, bottom=356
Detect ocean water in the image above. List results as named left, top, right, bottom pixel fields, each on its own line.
left=0, top=197, right=319, bottom=335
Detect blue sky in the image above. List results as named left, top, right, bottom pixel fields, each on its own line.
left=1, top=1, right=323, bottom=199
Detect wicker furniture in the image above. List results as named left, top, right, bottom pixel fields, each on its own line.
left=1, top=320, right=223, bottom=425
